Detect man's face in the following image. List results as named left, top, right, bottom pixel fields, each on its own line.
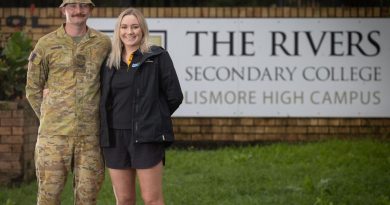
left=62, top=3, right=92, bottom=25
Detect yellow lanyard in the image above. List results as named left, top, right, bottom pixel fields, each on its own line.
left=127, top=52, right=134, bottom=66
left=126, top=52, right=134, bottom=72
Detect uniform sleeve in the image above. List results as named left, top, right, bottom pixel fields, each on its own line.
left=158, top=51, right=183, bottom=115
left=25, top=47, right=48, bottom=118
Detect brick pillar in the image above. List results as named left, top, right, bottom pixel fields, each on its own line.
left=0, top=100, right=39, bottom=185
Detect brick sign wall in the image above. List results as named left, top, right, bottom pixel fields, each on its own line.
left=0, top=101, right=38, bottom=185
left=0, top=6, right=389, bottom=142
left=0, top=6, right=389, bottom=184
left=1, top=7, right=389, bottom=45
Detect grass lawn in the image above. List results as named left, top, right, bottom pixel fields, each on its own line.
left=0, top=138, right=389, bottom=205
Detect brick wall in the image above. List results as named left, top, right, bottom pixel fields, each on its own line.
left=0, top=101, right=38, bottom=185
left=0, top=7, right=389, bottom=143
left=0, top=7, right=389, bottom=185
left=0, top=7, right=389, bottom=46
left=173, top=118, right=390, bottom=142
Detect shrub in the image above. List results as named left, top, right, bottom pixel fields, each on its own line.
left=0, top=32, right=32, bottom=100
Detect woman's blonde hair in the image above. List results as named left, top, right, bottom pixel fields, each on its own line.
left=106, top=8, right=151, bottom=69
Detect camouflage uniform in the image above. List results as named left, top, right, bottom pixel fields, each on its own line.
left=26, top=24, right=111, bottom=205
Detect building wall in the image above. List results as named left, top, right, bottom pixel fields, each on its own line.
left=0, top=8, right=389, bottom=185
left=1, top=6, right=389, bottom=141
left=1, top=7, right=389, bottom=45
left=0, top=101, right=38, bottom=185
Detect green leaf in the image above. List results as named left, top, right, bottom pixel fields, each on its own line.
left=0, top=31, right=32, bottom=100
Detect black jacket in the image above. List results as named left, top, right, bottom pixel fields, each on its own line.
left=100, top=46, right=183, bottom=147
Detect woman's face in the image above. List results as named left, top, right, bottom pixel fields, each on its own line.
left=120, top=14, right=143, bottom=50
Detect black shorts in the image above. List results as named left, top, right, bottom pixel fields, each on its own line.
left=103, top=129, right=165, bottom=169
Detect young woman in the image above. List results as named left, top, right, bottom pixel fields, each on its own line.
left=99, top=8, right=183, bottom=205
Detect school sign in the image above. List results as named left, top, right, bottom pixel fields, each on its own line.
left=88, top=18, right=390, bottom=117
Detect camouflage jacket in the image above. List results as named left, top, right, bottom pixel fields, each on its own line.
left=26, top=24, right=111, bottom=136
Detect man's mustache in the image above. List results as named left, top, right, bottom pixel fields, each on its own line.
left=72, top=14, right=86, bottom=17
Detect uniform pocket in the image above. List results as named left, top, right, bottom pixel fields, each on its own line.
left=48, top=48, right=72, bottom=67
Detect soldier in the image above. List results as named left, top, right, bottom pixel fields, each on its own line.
left=25, top=0, right=111, bottom=204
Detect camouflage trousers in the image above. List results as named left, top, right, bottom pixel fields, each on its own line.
left=35, top=135, right=104, bottom=205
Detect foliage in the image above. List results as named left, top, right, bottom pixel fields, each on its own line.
left=0, top=31, right=32, bottom=100
left=0, top=139, right=389, bottom=204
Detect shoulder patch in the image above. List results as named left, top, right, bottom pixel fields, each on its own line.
left=28, top=52, right=42, bottom=65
